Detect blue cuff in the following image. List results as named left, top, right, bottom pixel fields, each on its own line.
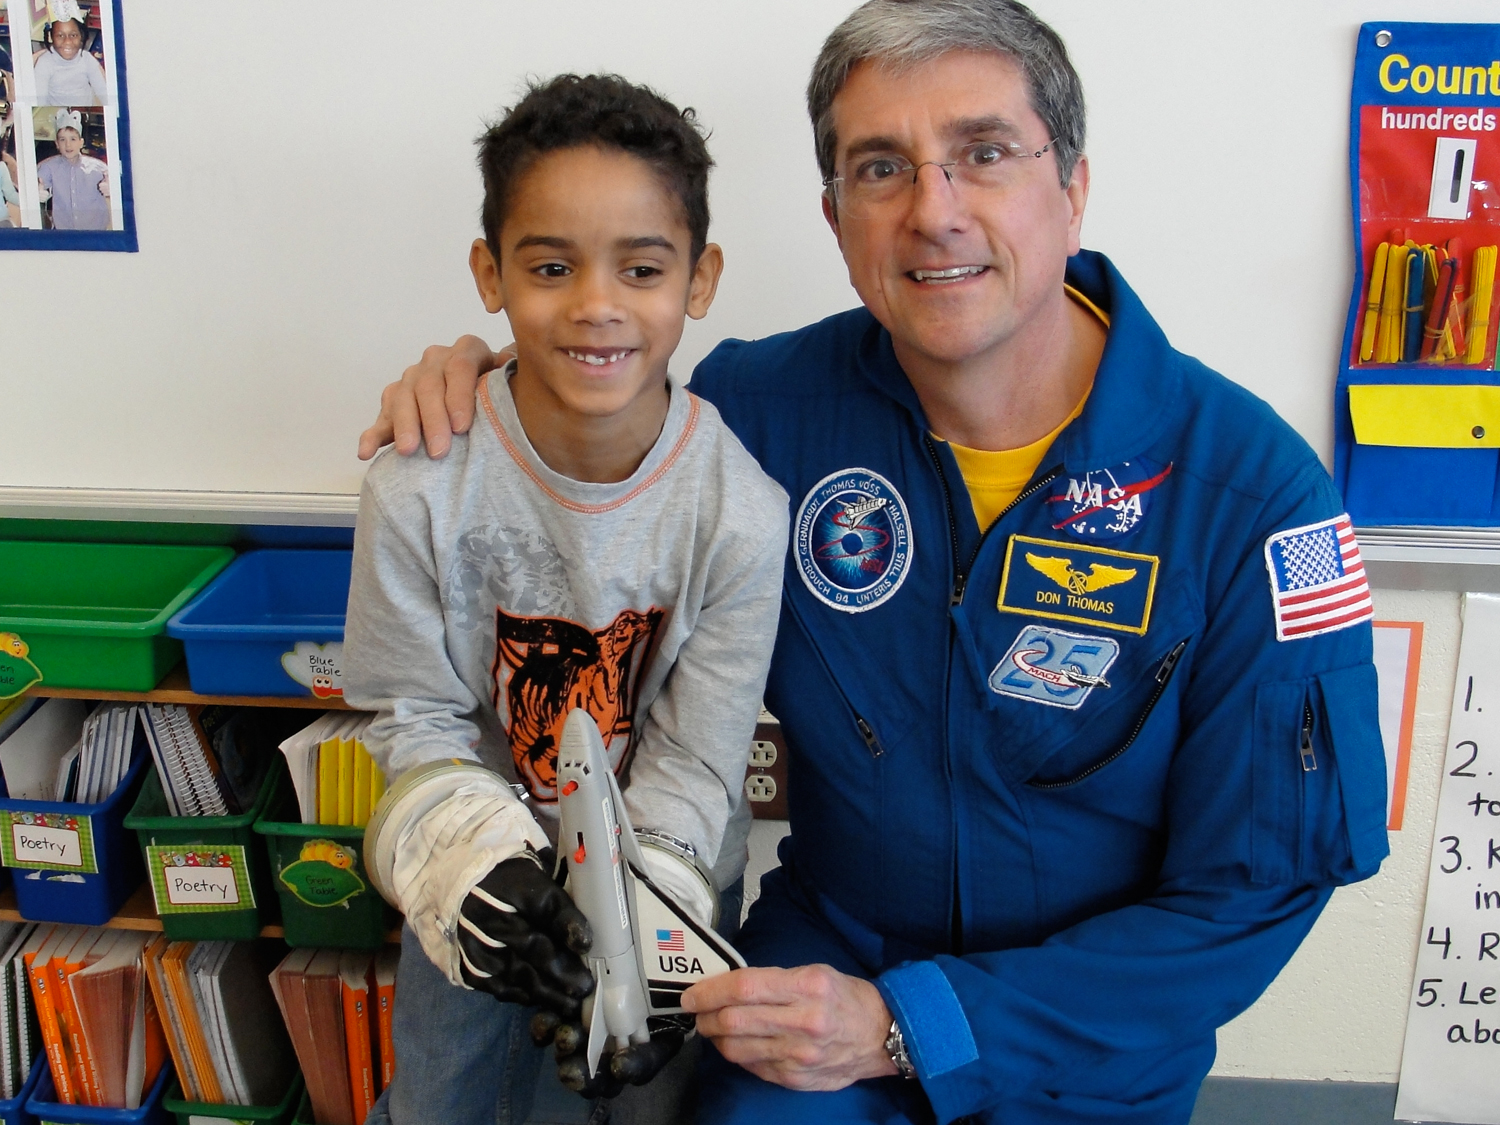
left=876, top=960, right=979, bottom=1080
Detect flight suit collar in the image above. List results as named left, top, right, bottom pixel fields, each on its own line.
left=1059, top=251, right=1181, bottom=472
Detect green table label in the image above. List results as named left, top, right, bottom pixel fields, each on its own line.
left=0, top=810, right=96, bottom=872
left=147, top=844, right=255, bottom=913
left=0, top=632, right=42, bottom=701
left=279, top=838, right=366, bottom=907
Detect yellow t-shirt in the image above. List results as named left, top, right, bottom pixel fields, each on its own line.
left=941, top=286, right=1108, bottom=531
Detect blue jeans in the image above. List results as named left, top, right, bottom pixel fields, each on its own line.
left=369, top=882, right=742, bottom=1125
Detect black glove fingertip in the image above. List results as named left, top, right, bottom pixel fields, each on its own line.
left=553, top=1021, right=584, bottom=1056
left=529, top=1010, right=561, bottom=1047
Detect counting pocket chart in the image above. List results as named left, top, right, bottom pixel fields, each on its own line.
left=1334, top=22, right=1500, bottom=527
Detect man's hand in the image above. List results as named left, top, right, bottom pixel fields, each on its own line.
left=530, top=1010, right=689, bottom=1099
left=356, top=335, right=504, bottom=461
left=681, top=965, right=899, bottom=1091
left=457, top=849, right=595, bottom=1018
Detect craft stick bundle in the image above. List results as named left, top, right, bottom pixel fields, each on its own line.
left=1357, top=233, right=1495, bottom=366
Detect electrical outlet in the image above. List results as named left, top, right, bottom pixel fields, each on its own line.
left=745, top=774, right=778, bottom=803
left=750, top=741, right=778, bottom=767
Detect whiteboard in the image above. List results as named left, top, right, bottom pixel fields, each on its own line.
left=2, top=0, right=1498, bottom=520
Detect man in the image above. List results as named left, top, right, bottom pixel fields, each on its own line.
left=360, top=3, right=1388, bottom=1122
left=37, top=108, right=108, bottom=230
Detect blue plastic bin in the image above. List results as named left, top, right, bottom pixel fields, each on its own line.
left=166, top=550, right=351, bottom=698
left=0, top=1054, right=45, bottom=1125
left=27, top=1060, right=170, bottom=1125
left=0, top=736, right=148, bottom=926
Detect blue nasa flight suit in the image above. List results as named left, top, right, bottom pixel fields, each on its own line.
left=688, top=250, right=1390, bottom=1125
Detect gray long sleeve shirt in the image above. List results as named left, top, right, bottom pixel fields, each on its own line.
left=344, top=369, right=788, bottom=887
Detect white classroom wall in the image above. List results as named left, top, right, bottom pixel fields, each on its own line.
left=4, top=0, right=1500, bottom=1086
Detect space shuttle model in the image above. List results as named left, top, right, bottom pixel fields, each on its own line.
left=556, top=708, right=745, bottom=1079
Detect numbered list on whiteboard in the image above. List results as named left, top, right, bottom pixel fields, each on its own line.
left=1397, top=593, right=1500, bottom=1125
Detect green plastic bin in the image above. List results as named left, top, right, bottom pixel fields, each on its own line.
left=254, top=773, right=394, bottom=950
left=124, top=760, right=284, bottom=941
left=0, top=541, right=235, bottom=692
left=163, top=1073, right=303, bottom=1125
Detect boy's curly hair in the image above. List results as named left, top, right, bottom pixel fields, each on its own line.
left=478, top=73, right=713, bottom=263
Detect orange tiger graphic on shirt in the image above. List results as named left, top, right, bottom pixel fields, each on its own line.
left=492, top=606, right=665, bottom=800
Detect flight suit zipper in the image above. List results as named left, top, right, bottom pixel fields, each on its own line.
left=922, top=437, right=1062, bottom=953
left=1027, top=638, right=1190, bottom=790
left=782, top=594, right=887, bottom=759
left=1300, top=700, right=1317, bottom=772
left=921, top=434, right=1061, bottom=606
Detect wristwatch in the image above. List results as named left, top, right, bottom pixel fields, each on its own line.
left=884, top=1018, right=917, bottom=1080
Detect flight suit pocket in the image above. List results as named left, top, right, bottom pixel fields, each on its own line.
left=1250, top=664, right=1389, bottom=886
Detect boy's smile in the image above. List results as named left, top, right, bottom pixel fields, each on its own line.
left=470, top=145, right=722, bottom=484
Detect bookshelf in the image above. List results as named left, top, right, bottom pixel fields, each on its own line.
left=28, top=664, right=351, bottom=711
left=6, top=679, right=394, bottom=944
left=0, top=883, right=401, bottom=944
left=7, top=679, right=780, bottom=941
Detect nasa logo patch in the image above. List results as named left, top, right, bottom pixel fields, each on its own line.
left=1047, top=460, right=1171, bottom=540
left=989, top=624, right=1119, bottom=709
left=795, top=468, right=913, bottom=614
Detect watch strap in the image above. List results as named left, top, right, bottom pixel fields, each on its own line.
left=884, top=1018, right=917, bottom=1080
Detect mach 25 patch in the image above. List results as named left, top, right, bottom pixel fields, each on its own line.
left=998, top=535, right=1158, bottom=635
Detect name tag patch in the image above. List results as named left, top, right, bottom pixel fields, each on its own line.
left=989, top=625, right=1119, bottom=709
left=998, top=535, right=1159, bottom=635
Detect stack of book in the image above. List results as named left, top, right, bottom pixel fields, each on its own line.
left=0, top=698, right=135, bottom=804
left=19, top=925, right=168, bottom=1108
left=141, top=704, right=272, bottom=817
left=142, top=939, right=295, bottom=1106
left=277, top=714, right=385, bottom=827
left=56, top=703, right=141, bottom=803
left=0, top=922, right=42, bottom=1099
left=270, top=947, right=397, bottom=1125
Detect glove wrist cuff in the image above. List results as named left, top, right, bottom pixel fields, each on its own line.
left=365, top=758, right=522, bottom=904
left=635, top=831, right=719, bottom=929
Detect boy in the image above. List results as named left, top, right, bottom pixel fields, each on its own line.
left=36, top=109, right=108, bottom=231
left=345, top=74, right=788, bottom=1124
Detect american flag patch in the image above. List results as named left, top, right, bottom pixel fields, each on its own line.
left=1263, top=515, right=1373, bottom=641
left=656, top=929, right=685, bottom=952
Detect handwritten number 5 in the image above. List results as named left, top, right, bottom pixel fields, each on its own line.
left=1440, top=836, right=1463, bottom=874
left=1450, top=741, right=1480, bottom=778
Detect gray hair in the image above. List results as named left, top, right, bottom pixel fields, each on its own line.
left=807, top=0, right=1086, bottom=189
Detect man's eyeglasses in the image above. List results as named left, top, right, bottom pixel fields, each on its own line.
left=822, top=138, right=1059, bottom=218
